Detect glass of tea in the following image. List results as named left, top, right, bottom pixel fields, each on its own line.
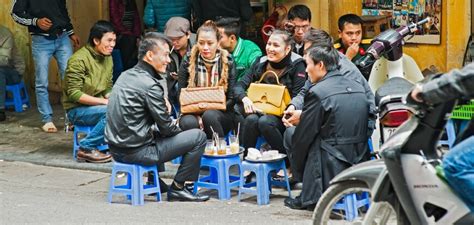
left=205, top=140, right=215, bottom=155
left=217, top=138, right=227, bottom=155
left=229, top=135, right=239, bottom=154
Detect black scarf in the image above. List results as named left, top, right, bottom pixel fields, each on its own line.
left=269, top=52, right=292, bottom=70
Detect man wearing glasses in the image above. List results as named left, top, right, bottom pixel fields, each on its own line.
left=285, top=5, right=312, bottom=56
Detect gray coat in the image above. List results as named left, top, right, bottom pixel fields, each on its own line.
left=290, top=70, right=370, bottom=207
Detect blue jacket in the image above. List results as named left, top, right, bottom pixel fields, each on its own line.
left=143, top=0, right=191, bottom=32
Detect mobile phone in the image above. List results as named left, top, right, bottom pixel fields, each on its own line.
left=255, top=108, right=265, bottom=116
left=284, top=113, right=292, bottom=120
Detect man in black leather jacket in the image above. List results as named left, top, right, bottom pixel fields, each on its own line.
left=105, top=32, right=209, bottom=202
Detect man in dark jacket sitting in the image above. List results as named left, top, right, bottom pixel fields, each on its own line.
left=105, top=32, right=209, bottom=202
left=284, top=45, right=370, bottom=210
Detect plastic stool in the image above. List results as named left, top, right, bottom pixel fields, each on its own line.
left=171, top=156, right=182, bottom=164
left=136, top=163, right=162, bottom=205
left=255, top=136, right=266, bottom=149
left=193, top=155, right=242, bottom=200
left=73, top=125, right=109, bottom=160
left=238, top=159, right=291, bottom=205
left=5, top=81, right=30, bottom=112
left=108, top=161, right=161, bottom=205
left=438, top=120, right=456, bottom=148
left=333, top=192, right=371, bottom=221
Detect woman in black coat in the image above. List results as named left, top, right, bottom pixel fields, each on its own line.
left=234, top=30, right=306, bottom=155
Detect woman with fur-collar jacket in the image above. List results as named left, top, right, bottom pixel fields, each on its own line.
left=177, top=20, right=237, bottom=139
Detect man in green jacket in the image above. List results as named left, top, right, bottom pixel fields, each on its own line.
left=63, top=21, right=115, bottom=163
left=0, top=25, right=25, bottom=121
left=216, top=17, right=262, bottom=81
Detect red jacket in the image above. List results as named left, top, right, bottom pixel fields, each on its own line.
left=109, top=0, right=141, bottom=37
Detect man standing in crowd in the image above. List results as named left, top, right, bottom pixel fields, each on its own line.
left=143, top=0, right=191, bottom=32
left=191, top=0, right=252, bottom=33
left=0, top=25, right=25, bottom=121
left=216, top=17, right=262, bottom=81
left=164, top=17, right=196, bottom=116
left=63, top=21, right=115, bottom=163
left=284, top=45, right=370, bottom=210
left=109, top=0, right=142, bottom=70
left=334, top=14, right=372, bottom=79
left=285, top=5, right=312, bottom=56
left=105, top=32, right=210, bottom=202
left=11, top=0, right=80, bottom=133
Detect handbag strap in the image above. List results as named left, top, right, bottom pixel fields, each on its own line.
left=257, top=70, right=281, bottom=84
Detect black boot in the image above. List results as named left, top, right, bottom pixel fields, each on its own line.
left=0, top=110, right=5, bottom=122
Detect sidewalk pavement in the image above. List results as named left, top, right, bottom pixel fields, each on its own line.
left=0, top=104, right=179, bottom=177
left=0, top=160, right=312, bottom=224
left=0, top=105, right=313, bottom=224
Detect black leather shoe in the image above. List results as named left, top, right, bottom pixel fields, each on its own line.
left=167, top=187, right=210, bottom=202
left=244, top=173, right=257, bottom=185
left=184, top=183, right=194, bottom=193
left=284, top=196, right=306, bottom=210
left=0, top=111, right=6, bottom=122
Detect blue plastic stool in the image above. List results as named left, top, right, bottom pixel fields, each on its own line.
left=238, top=159, right=291, bottom=205
left=171, top=156, right=182, bottom=164
left=331, top=138, right=373, bottom=220
left=5, top=81, right=30, bottom=112
left=255, top=136, right=267, bottom=149
left=438, top=119, right=456, bottom=148
left=438, top=119, right=470, bottom=149
left=108, top=161, right=161, bottom=205
left=333, top=192, right=371, bottom=221
left=73, top=125, right=109, bottom=160
left=193, top=155, right=242, bottom=200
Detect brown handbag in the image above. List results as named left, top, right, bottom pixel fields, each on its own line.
left=179, top=86, right=227, bottom=114
left=247, top=70, right=291, bottom=117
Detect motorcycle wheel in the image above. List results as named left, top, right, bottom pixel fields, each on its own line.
left=312, top=181, right=399, bottom=225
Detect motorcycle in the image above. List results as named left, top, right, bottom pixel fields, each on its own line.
left=312, top=70, right=473, bottom=224
left=358, top=19, right=427, bottom=152
left=312, top=19, right=474, bottom=225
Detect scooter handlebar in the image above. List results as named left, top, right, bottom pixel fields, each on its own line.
left=357, top=54, right=375, bottom=68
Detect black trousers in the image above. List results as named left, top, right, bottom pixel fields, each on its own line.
left=242, top=113, right=286, bottom=154
left=110, top=129, right=206, bottom=183
left=179, top=110, right=235, bottom=139
left=116, top=34, right=138, bottom=70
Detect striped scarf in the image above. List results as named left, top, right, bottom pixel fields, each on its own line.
left=196, top=52, right=221, bottom=87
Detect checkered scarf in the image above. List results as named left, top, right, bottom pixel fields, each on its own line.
left=196, top=52, right=221, bottom=87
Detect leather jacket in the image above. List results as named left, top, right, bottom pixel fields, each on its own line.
left=421, top=62, right=474, bottom=104
left=105, top=61, right=181, bottom=149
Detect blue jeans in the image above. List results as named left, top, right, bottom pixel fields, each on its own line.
left=0, top=67, right=22, bottom=110
left=67, top=105, right=107, bottom=151
left=31, top=34, right=72, bottom=123
left=443, top=135, right=474, bottom=212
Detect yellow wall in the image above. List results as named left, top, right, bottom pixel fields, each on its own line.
left=281, top=0, right=471, bottom=72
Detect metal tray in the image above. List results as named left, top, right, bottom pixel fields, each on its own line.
left=245, top=153, right=287, bottom=163
left=203, top=147, right=245, bottom=158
